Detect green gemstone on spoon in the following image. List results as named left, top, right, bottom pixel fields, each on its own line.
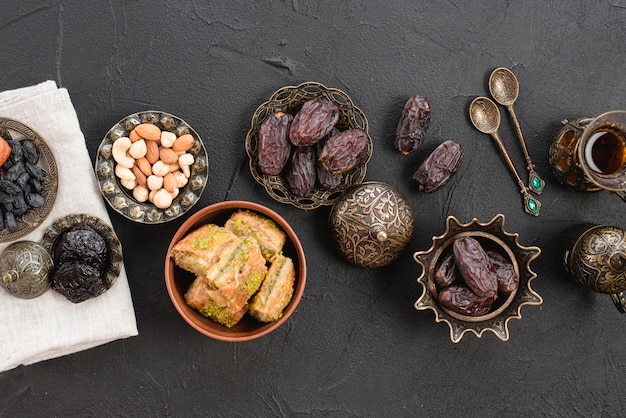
left=530, top=175, right=544, bottom=193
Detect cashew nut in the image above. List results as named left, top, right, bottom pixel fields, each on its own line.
left=120, top=178, right=136, bottom=190
left=115, top=165, right=136, bottom=181
left=129, top=139, right=147, bottom=159
left=178, top=153, right=194, bottom=178
left=112, top=137, right=135, bottom=168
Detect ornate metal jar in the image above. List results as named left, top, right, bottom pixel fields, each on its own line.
left=328, top=182, right=414, bottom=268
left=560, top=223, right=626, bottom=313
left=0, top=241, right=53, bottom=299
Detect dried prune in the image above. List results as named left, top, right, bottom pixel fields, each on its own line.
left=258, top=112, right=293, bottom=176
left=52, top=262, right=106, bottom=303
left=4, top=211, right=17, bottom=231
left=21, top=140, right=39, bottom=164
left=51, top=223, right=110, bottom=303
left=394, top=95, right=431, bottom=155
left=285, top=146, right=316, bottom=197
left=487, top=250, right=519, bottom=295
left=434, top=253, right=460, bottom=290
left=453, top=237, right=497, bottom=298
left=289, top=97, right=339, bottom=146
left=438, top=285, right=493, bottom=316
left=412, top=140, right=463, bottom=193
left=318, top=129, right=368, bottom=175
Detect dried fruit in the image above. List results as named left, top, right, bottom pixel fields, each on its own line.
left=438, top=285, right=493, bottom=316
left=258, top=112, right=293, bottom=176
left=0, top=139, right=45, bottom=231
left=289, top=97, right=339, bottom=146
left=434, top=253, right=460, bottom=290
left=412, top=140, right=463, bottom=193
left=51, top=223, right=110, bottom=303
left=487, top=250, right=519, bottom=295
left=285, top=146, right=316, bottom=197
left=453, top=237, right=497, bottom=298
left=316, top=129, right=342, bottom=189
left=318, top=129, right=368, bottom=176
left=394, top=95, right=431, bottom=155
left=0, top=136, right=12, bottom=167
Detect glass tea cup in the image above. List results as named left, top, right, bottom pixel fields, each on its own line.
left=550, top=110, right=626, bottom=200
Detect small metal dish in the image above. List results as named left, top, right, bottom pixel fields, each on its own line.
left=41, top=213, right=123, bottom=299
left=413, top=214, right=542, bottom=343
left=245, top=82, right=373, bottom=210
left=95, top=110, right=208, bottom=224
left=0, top=118, right=58, bottom=242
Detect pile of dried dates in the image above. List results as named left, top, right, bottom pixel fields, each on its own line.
left=257, top=97, right=368, bottom=197
left=0, top=132, right=46, bottom=232
left=435, top=236, right=519, bottom=316
left=393, top=95, right=464, bottom=193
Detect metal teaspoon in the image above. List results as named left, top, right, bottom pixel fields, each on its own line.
left=489, top=67, right=545, bottom=194
left=469, top=96, right=541, bottom=216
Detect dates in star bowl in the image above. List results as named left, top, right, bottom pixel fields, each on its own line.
left=245, top=82, right=373, bottom=210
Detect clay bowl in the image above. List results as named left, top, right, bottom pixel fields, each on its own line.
left=413, top=214, right=542, bottom=343
left=164, top=201, right=306, bottom=341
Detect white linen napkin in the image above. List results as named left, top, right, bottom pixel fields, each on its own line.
left=0, top=81, right=138, bottom=372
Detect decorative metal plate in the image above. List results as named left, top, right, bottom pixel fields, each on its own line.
left=41, top=213, right=123, bottom=298
left=245, top=82, right=373, bottom=210
left=0, top=118, right=58, bottom=242
left=95, top=110, right=208, bottom=224
left=413, top=214, right=542, bottom=343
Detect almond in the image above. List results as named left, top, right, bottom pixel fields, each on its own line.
left=172, top=134, right=195, bottom=152
left=131, top=164, right=147, bottom=187
left=159, top=147, right=179, bottom=165
left=163, top=172, right=177, bottom=193
left=145, top=140, right=160, bottom=164
left=129, top=128, right=142, bottom=142
left=135, top=123, right=162, bottom=141
left=136, top=157, right=152, bottom=176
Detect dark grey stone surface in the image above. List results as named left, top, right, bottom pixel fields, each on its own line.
left=2, top=1, right=626, bottom=416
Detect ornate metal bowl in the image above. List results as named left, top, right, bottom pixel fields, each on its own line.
left=245, top=82, right=373, bottom=210
left=413, top=214, right=542, bottom=343
left=41, top=213, right=123, bottom=299
left=0, top=118, right=58, bottom=242
left=95, top=111, right=208, bottom=224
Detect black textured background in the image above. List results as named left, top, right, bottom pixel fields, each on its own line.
left=2, top=1, right=626, bottom=416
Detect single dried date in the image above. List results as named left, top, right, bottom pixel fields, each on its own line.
left=434, top=252, right=460, bottom=290
left=285, top=146, right=317, bottom=197
left=394, top=95, right=431, bottom=155
left=258, top=112, right=293, bottom=176
left=289, top=97, right=339, bottom=146
left=453, top=237, right=497, bottom=299
left=487, top=250, right=519, bottom=295
left=316, top=128, right=342, bottom=189
left=318, top=129, right=368, bottom=176
left=438, top=285, right=494, bottom=316
left=412, top=140, right=463, bottom=193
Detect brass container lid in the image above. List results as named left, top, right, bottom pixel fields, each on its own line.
left=329, top=182, right=414, bottom=268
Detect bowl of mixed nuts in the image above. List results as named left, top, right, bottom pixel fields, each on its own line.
left=245, top=81, right=373, bottom=210
left=413, top=214, right=543, bottom=343
left=95, top=111, right=208, bottom=224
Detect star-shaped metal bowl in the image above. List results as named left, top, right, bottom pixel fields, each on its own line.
left=413, top=214, right=542, bottom=343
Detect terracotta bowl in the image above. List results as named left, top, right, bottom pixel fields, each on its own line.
left=413, top=214, right=542, bottom=343
left=164, top=201, right=306, bottom=341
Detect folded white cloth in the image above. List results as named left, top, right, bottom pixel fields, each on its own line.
left=0, top=81, right=138, bottom=372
